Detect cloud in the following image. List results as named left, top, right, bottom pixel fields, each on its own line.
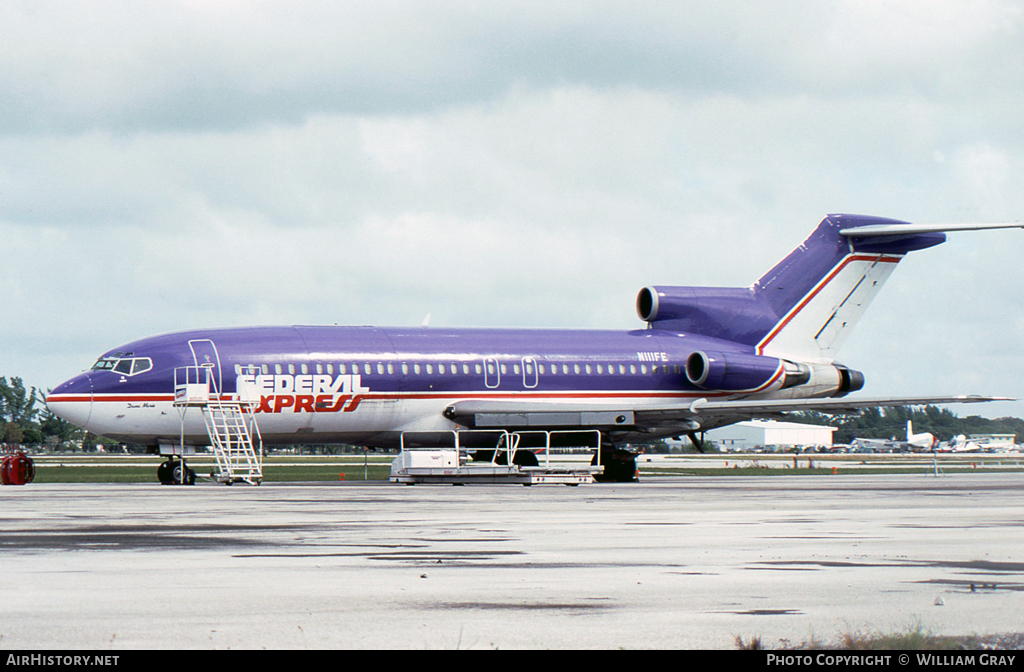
left=2, top=2, right=1023, bottom=419
left=2, top=1, right=1022, bottom=133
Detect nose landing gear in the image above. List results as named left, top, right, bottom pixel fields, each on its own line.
left=157, top=459, right=195, bottom=485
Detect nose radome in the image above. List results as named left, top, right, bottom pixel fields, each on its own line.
left=46, top=373, right=93, bottom=429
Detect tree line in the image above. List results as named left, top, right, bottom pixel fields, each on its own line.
left=789, top=405, right=1024, bottom=444
left=0, top=376, right=88, bottom=449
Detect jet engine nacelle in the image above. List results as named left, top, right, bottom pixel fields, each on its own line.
left=685, top=350, right=783, bottom=391
left=685, top=350, right=864, bottom=397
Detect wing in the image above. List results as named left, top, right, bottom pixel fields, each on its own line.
left=444, top=395, right=1011, bottom=435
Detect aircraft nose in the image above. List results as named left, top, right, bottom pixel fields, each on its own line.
left=46, top=373, right=93, bottom=429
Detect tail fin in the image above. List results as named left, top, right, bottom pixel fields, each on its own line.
left=640, top=214, right=946, bottom=361
left=639, top=214, right=1020, bottom=361
left=752, top=214, right=947, bottom=361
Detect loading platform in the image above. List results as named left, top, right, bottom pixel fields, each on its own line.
left=173, top=365, right=264, bottom=485
left=390, top=429, right=605, bottom=485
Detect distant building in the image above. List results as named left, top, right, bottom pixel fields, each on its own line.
left=705, top=420, right=836, bottom=452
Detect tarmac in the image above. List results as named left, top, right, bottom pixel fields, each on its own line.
left=1, top=473, right=1022, bottom=649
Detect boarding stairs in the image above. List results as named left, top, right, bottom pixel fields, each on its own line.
left=174, top=365, right=263, bottom=485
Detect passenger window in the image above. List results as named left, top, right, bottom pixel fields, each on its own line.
left=513, top=364, right=521, bottom=375
left=475, top=364, right=483, bottom=374
left=288, top=364, right=295, bottom=374
left=641, top=365, right=648, bottom=374
left=327, top=363, right=334, bottom=374
left=630, top=365, right=637, bottom=374
left=585, top=364, right=592, bottom=374
left=538, top=364, right=544, bottom=375
left=619, top=364, right=626, bottom=374
left=426, top=363, right=434, bottom=375
left=463, top=364, right=470, bottom=375
left=414, top=363, right=421, bottom=374
left=487, top=363, right=495, bottom=375
left=339, top=364, right=346, bottom=374
left=402, top=363, right=409, bottom=375
left=500, top=364, right=507, bottom=374
left=573, top=364, right=581, bottom=374
left=439, top=364, right=446, bottom=374
left=377, top=363, right=385, bottom=375
left=364, top=363, right=372, bottom=375
left=596, top=364, right=603, bottom=374
left=563, top=364, right=570, bottom=374
left=275, top=364, right=283, bottom=375
left=301, top=364, right=309, bottom=375
left=387, top=363, right=394, bottom=375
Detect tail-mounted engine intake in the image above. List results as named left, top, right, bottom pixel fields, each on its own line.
left=685, top=350, right=864, bottom=397
left=685, top=350, right=783, bottom=391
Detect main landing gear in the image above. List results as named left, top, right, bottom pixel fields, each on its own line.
left=592, top=446, right=639, bottom=483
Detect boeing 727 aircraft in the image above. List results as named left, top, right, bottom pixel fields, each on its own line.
left=46, top=214, right=1019, bottom=482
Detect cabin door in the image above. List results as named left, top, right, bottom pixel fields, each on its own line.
left=188, top=339, right=223, bottom=395
left=484, top=357, right=500, bottom=388
left=522, top=357, right=538, bottom=388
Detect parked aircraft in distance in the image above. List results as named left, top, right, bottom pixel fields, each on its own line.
left=906, top=420, right=937, bottom=450
left=848, top=437, right=903, bottom=453
left=46, top=215, right=1019, bottom=483
left=936, top=433, right=1019, bottom=453
left=939, top=434, right=985, bottom=453
left=845, top=421, right=937, bottom=454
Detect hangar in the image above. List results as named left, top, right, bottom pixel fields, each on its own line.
left=706, top=420, right=836, bottom=452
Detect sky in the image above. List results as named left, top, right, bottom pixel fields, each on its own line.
left=3, top=0, right=1024, bottom=418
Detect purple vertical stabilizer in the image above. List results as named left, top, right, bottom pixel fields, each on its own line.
left=638, top=214, right=947, bottom=360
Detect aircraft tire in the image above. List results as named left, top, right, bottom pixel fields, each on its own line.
left=166, top=461, right=196, bottom=486
left=157, top=460, right=175, bottom=485
left=592, top=448, right=639, bottom=483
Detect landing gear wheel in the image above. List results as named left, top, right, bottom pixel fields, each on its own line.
left=157, top=460, right=175, bottom=485
left=165, top=461, right=196, bottom=485
left=592, top=447, right=639, bottom=483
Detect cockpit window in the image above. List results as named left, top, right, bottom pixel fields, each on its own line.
left=92, top=356, right=153, bottom=376
left=92, top=358, right=118, bottom=370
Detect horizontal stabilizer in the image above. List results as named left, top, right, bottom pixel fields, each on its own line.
left=840, top=222, right=1023, bottom=237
